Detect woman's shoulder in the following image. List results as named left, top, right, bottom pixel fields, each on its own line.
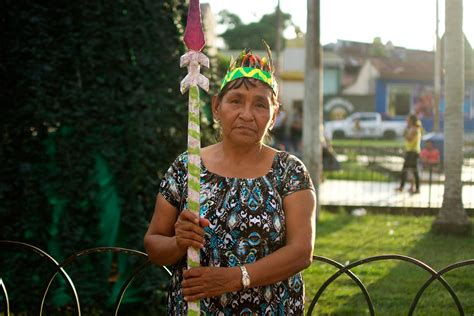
left=273, top=149, right=303, bottom=165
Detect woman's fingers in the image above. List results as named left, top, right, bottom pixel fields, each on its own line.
left=199, top=217, right=211, bottom=227
left=174, top=210, right=210, bottom=250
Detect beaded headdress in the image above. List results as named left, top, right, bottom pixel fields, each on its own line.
left=220, top=40, right=278, bottom=95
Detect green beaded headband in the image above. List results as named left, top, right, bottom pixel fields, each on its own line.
left=220, top=41, right=278, bottom=94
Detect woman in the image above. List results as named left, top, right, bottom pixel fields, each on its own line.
left=397, top=114, right=422, bottom=194
left=144, top=46, right=316, bottom=315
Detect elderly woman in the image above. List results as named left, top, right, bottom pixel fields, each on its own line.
left=144, top=46, right=316, bottom=315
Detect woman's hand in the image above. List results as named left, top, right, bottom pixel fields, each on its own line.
left=182, top=266, right=241, bottom=302
left=175, top=210, right=210, bottom=252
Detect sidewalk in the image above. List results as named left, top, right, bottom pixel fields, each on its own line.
left=320, top=180, right=474, bottom=209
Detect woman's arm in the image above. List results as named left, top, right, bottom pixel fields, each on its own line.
left=182, top=189, right=316, bottom=301
left=144, top=194, right=209, bottom=266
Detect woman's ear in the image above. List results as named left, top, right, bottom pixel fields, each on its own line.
left=268, top=107, right=279, bottom=130
left=211, top=95, right=220, bottom=121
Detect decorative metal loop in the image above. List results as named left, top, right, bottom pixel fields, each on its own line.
left=0, top=277, right=10, bottom=316
left=409, top=259, right=474, bottom=315
left=307, top=254, right=465, bottom=315
left=308, top=255, right=375, bottom=315
left=41, top=247, right=155, bottom=316
left=0, top=240, right=80, bottom=316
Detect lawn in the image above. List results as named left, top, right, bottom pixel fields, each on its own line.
left=331, top=139, right=403, bottom=148
left=304, top=210, right=474, bottom=315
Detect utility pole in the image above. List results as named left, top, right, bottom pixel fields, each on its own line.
left=275, top=0, right=282, bottom=78
left=303, top=0, right=322, bottom=215
left=434, top=0, right=441, bottom=132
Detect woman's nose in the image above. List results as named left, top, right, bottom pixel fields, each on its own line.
left=239, top=103, right=254, bottom=121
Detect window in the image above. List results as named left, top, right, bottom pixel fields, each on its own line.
left=388, top=84, right=412, bottom=116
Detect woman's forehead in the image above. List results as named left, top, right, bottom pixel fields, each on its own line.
left=224, top=83, right=273, bottom=99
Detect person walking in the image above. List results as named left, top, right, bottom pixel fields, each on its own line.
left=397, top=114, right=422, bottom=194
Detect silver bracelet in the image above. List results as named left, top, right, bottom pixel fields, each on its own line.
left=240, top=265, right=251, bottom=290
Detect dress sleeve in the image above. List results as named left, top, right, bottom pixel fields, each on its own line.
left=281, top=154, right=315, bottom=197
left=158, top=152, right=187, bottom=208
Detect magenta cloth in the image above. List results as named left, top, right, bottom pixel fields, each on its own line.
left=183, top=0, right=205, bottom=51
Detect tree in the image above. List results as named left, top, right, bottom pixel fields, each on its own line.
left=0, top=0, right=191, bottom=313
left=303, top=0, right=323, bottom=218
left=218, top=9, right=293, bottom=50
left=432, top=0, right=472, bottom=235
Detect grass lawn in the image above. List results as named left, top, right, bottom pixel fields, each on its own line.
left=325, top=160, right=392, bottom=182
left=331, top=139, right=404, bottom=148
left=304, top=210, right=474, bottom=315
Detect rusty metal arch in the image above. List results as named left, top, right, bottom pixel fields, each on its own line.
left=40, top=246, right=170, bottom=316
left=307, top=254, right=464, bottom=315
left=0, top=240, right=80, bottom=316
left=409, top=259, right=474, bottom=315
left=0, top=277, right=10, bottom=316
left=308, top=255, right=375, bottom=316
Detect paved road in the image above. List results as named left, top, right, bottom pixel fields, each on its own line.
left=320, top=180, right=474, bottom=209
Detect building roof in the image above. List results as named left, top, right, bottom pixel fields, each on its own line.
left=369, top=56, right=434, bottom=81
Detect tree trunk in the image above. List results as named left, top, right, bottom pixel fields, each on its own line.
left=432, top=0, right=472, bottom=235
left=303, top=0, right=322, bottom=218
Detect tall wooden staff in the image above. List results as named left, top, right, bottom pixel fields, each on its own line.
left=180, top=0, right=209, bottom=314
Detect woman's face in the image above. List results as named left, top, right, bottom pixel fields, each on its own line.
left=213, top=81, right=277, bottom=146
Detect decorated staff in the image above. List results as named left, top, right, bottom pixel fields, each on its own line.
left=180, top=0, right=209, bottom=314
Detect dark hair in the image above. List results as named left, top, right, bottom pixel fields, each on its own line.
left=218, top=77, right=280, bottom=110
left=408, top=114, right=418, bottom=125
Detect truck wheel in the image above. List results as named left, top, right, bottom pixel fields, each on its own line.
left=333, top=130, right=345, bottom=139
left=383, top=130, right=396, bottom=139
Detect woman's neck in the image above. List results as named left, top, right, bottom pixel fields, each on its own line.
left=219, top=141, right=265, bottom=165
left=202, top=141, right=276, bottom=178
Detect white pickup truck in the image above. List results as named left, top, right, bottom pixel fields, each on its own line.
left=324, top=112, right=406, bottom=140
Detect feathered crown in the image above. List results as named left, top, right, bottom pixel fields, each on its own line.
left=220, top=40, right=278, bottom=94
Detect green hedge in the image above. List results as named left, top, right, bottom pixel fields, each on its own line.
left=0, top=1, right=216, bottom=314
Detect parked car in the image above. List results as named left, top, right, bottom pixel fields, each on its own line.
left=324, top=112, right=405, bottom=140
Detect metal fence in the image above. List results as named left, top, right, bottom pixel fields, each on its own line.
left=1, top=240, right=473, bottom=315
left=320, top=146, right=474, bottom=210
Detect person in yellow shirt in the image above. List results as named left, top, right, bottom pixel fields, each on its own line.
left=396, top=114, right=422, bottom=194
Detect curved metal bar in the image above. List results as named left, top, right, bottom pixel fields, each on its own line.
left=307, top=255, right=375, bottom=316
left=0, top=278, right=10, bottom=316
left=0, top=240, right=80, bottom=316
left=307, top=254, right=463, bottom=316
left=40, top=247, right=149, bottom=316
left=409, top=259, right=474, bottom=316
left=113, top=261, right=172, bottom=316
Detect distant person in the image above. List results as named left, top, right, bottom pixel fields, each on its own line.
left=420, top=139, right=440, bottom=166
left=290, top=103, right=303, bottom=153
left=271, top=106, right=288, bottom=150
left=396, top=114, right=422, bottom=194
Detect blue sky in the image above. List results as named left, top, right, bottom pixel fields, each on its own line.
left=202, top=0, right=474, bottom=51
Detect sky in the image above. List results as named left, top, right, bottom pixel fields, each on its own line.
left=202, top=0, right=474, bottom=51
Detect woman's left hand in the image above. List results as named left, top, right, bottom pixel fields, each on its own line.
left=182, top=266, right=241, bottom=302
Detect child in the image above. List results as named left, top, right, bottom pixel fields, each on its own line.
left=420, top=140, right=440, bottom=166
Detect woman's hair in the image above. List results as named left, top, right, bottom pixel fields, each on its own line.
left=408, top=114, right=421, bottom=127
left=217, top=77, right=280, bottom=110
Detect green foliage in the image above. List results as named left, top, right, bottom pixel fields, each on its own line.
left=218, top=10, right=292, bottom=50
left=0, top=0, right=215, bottom=313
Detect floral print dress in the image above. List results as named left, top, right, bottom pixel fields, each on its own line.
left=159, top=151, right=314, bottom=315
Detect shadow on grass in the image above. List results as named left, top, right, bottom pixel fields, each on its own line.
left=316, top=210, right=354, bottom=239
left=307, top=224, right=474, bottom=316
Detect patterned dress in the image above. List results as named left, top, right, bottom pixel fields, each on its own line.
left=159, top=151, right=314, bottom=315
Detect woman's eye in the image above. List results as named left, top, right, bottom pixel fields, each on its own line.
left=230, top=99, right=240, bottom=104
left=256, top=103, right=267, bottom=108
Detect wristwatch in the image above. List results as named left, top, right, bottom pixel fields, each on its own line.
left=240, top=265, right=251, bottom=290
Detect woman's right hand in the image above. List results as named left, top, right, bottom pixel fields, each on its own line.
left=174, top=210, right=210, bottom=252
